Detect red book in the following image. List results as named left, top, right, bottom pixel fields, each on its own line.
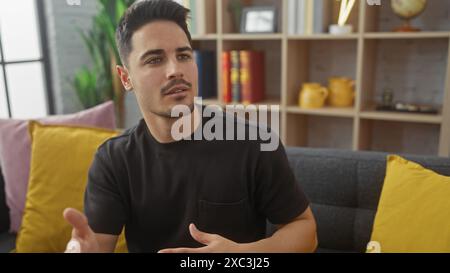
left=230, top=51, right=241, bottom=103
left=240, top=51, right=265, bottom=104
left=221, top=52, right=232, bottom=103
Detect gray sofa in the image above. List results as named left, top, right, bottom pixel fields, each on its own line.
left=282, top=147, right=450, bottom=253
left=0, top=166, right=14, bottom=253
left=1, top=147, right=450, bottom=253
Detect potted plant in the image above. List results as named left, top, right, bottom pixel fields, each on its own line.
left=72, top=0, right=134, bottom=127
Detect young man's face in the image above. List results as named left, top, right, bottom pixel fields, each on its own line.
left=119, top=20, right=198, bottom=118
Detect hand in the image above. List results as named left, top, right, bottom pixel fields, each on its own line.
left=158, top=224, right=241, bottom=253
left=63, top=208, right=100, bottom=253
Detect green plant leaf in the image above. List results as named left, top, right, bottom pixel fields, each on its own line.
left=116, top=0, right=128, bottom=25
left=71, top=0, right=133, bottom=109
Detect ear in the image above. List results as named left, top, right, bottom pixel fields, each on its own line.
left=116, top=65, right=133, bottom=91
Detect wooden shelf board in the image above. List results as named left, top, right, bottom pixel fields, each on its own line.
left=201, top=99, right=282, bottom=108
left=359, top=110, right=443, bottom=124
left=286, top=106, right=356, bottom=118
left=364, top=32, right=450, bottom=39
left=222, top=34, right=283, bottom=40
left=288, top=34, right=359, bottom=40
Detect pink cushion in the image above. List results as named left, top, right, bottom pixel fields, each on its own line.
left=0, top=101, right=116, bottom=233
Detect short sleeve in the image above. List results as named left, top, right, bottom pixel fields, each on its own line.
left=84, top=146, right=128, bottom=235
left=254, top=140, right=309, bottom=225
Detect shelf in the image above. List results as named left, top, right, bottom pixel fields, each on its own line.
left=358, top=119, right=441, bottom=156
left=202, top=99, right=281, bottom=108
left=364, top=32, right=450, bottom=40
left=242, top=98, right=281, bottom=107
left=364, top=0, right=450, bottom=33
left=286, top=106, right=355, bottom=118
left=288, top=34, right=359, bottom=40
left=221, top=0, right=283, bottom=35
left=286, top=113, right=354, bottom=149
left=359, top=111, right=443, bottom=124
left=286, top=39, right=358, bottom=108
left=222, top=34, right=283, bottom=40
left=181, top=0, right=450, bottom=156
left=359, top=37, right=448, bottom=129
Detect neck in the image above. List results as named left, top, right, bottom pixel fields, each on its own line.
left=143, top=105, right=201, bottom=144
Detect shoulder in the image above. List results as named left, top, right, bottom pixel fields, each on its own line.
left=96, top=119, right=145, bottom=160
left=215, top=108, right=282, bottom=153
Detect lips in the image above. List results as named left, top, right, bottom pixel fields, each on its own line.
left=163, top=85, right=190, bottom=96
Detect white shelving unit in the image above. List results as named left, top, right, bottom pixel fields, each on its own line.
left=192, top=0, right=450, bottom=157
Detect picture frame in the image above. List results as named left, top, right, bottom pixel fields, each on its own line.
left=240, top=6, right=277, bottom=34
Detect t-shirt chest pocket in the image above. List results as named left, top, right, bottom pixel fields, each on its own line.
left=197, top=198, right=250, bottom=243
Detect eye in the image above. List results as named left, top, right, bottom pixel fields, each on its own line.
left=177, top=54, right=192, bottom=61
left=145, top=57, right=163, bottom=65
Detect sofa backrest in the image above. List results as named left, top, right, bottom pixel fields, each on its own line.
left=283, top=147, right=450, bottom=253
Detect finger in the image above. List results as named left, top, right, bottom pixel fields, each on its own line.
left=63, top=208, right=91, bottom=239
left=65, top=239, right=81, bottom=253
left=158, top=247, right=207, bottom=254
left=189, top=223, right=214, bottom=245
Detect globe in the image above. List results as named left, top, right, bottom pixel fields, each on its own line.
left=391, top=0, right=427, bottom=32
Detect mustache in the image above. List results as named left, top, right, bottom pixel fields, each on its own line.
left=161, top=79, right=192, bottom=94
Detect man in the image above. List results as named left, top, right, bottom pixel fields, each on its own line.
left=64, top=0, right=317, bottom=253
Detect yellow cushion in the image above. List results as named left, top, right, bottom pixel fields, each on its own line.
left=16, top=122, right=127, bottom=253
left=369, top=155, right=450, bottom=253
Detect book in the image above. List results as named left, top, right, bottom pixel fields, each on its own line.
left=222, top=52, right=232, bottom=103
left=296, top=0, right=306, bottom=35
left=239, top=51, right=265, bottom=104
left=313, top=0, right=332, bottom=33
left=288, top=0, right=298, bottom=35
left=305, top=0, right=314, bottom=35
left=230, top=51, right=241, bottom=103
left=194, top=50, right=217, bottom=99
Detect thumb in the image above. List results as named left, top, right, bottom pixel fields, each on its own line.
left=63, top=208, right=92, bottom=239
left=189, top=224, right=215, bottom=246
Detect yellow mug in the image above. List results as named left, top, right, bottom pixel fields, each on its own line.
left=328, top=77, right=355, bottom=107
left=299, top=83, right=329, bottom=109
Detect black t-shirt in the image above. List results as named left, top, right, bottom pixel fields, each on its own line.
left=84, top=110, right=309, bottom=253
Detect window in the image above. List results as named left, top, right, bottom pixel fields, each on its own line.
left=0, top=67, right=7, bottom=117
left=0, top=0, right=52, bottom=119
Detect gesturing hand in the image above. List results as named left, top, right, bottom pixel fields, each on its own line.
left=63, top=208, right=100, bottom=253
left=158, top=224, right=241, bottom=253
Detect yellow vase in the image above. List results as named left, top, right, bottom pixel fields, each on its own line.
left=328, top=77, right=355, bottom=107
left=299, top=83, right=329, bottom=109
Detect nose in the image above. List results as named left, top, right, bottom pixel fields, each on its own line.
left=166, top=57, right=184, bottom=80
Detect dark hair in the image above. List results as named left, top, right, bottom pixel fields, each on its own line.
left=116, top=0, right=192, bottom=66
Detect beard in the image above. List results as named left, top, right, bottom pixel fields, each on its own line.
left=153, top=78, right=196, bottom=118
left=151, top=101, right=196, bottom=119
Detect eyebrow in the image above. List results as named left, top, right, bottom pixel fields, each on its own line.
left=176, top=46, right=193, bottom=53
left=139, top=46, right=193, bottom=62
